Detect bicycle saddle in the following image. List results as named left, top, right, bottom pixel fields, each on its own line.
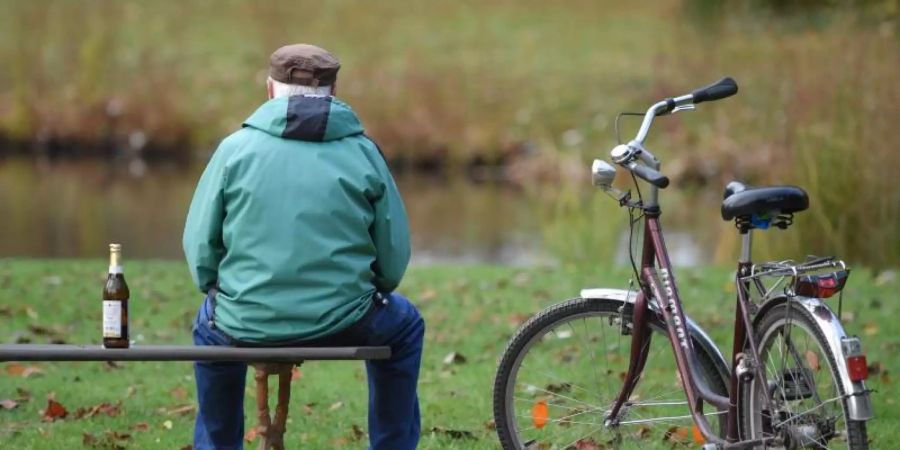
left=721, top=181, right=809, bottom=221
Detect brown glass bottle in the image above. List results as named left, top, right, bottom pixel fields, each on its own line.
left=102, top=243, right=130, bottom=348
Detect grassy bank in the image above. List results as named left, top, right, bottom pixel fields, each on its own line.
left=0, top=260, right=896, bottom=448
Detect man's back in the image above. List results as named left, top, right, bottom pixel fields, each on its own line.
left=183, top=95, right=410, bottom=343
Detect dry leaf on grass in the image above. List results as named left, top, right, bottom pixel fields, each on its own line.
left=165, top=404, right=196, bottom=416
left=805, top=350, right=820, bottom=371
left=42, top=399, right=68, bottom=421
left=663, top=426, right=691, bottom=444
left=442, top=352, right=467, bottom=366
left=349, top=424, right=365, bottom=441
left=291, top=367, right=302, bottom=381
left=74, top=401, right=121, bottom=419
left=429, top=426, right=476, bottom=440
left=131, top=422, right=150, bottom=432
left=170, top=386, right=188, bottom=400
left=244, top=426, right=259, bottom=443
left=0, top=399, right=18, bottom=410
left=4, top=363, right=44, bottom=378
left=329, top=401, right=344, bottom=411
left=573, top=438, right=603, bottom=450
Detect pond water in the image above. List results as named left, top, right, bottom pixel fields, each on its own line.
left=0, top=158, right=731, bottom=266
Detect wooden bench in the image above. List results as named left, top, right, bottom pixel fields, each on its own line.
left=0, top=344, right=391, bottom=450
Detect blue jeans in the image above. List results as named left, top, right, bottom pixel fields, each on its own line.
left=192, top=293, right=424, bottom=450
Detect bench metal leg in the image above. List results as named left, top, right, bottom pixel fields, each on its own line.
left=252, top=362, right=301, bottom=450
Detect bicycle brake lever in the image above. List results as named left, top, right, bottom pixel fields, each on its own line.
left=670, top=104, right=696, bottom=114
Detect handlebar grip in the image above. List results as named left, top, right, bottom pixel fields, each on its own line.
left=690, top=77, right=738, bottom=104
left=629, top=163, right=670, bottom=189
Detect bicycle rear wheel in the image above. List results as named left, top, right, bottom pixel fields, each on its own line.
left=493, top=297, right=729, bottom=450
left=740, top=301, right=868, bottom=449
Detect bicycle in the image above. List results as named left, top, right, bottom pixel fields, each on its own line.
left=492, top=78, right=874, bottom=449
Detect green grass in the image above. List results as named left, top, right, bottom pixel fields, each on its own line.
left=0, top=260, right=896, bottom=448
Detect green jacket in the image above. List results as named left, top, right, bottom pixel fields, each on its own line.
left=183, top=95, right=410, bottom=342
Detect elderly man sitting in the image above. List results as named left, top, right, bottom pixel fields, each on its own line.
left=183, top=43, right=423, bottom=450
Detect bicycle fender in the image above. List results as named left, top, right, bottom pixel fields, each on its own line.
left=755, top=296, right=874, bottom=421
left=580, top=288, right=731, bottom=389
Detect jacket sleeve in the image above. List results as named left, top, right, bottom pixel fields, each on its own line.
left=182, top=144, right=229, bottom=294
left=369, top=151, right=411, bottom=293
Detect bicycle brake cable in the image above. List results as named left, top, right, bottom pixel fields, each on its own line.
left=614, top=112, right=645, bottom=145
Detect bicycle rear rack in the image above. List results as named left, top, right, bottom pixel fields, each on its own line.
left=739, top=257, right=847, bottom=303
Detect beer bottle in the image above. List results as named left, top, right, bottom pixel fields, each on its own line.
left=102, top=243, right=130, bottom=348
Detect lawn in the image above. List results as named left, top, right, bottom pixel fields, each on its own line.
left=0, top=260, right=896, bottom=449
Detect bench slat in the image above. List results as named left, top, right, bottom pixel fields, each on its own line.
left=0, top=344, right=390, bottom=363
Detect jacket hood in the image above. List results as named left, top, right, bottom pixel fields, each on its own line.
left=242, top=95, right=364, bottom=142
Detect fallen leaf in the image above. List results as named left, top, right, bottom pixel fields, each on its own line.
left=291, top=367, right=302, bottom=381
left=507, top=313, right=529, bottom=326
left=162, top=420, right=173, bottom=430
left=104, top=361, right=123, bottom=370
left=863, top=322, right=879, bottom=336
left=25, top=306, right=39, bottom=319
left=180, top=445, right=193, bottom=450
left=442, top=352, right=467, bottom=366
left=42, top=399, right=68, bottom=421
left=429, top=426, right=476, bottom=440
left=15, top=387, right=32, bottom=402
left=483, top=419, right=496, bottom=431
left=663, top=426, right=690, bottom=443
left=805, top=350, right=820, bottom=371
left=349, top=424, right=365, bottom=441
left=166, top=404, right=196, bottom=416
left=1, top=399, right=18, bottom=410
left=4, top=363, right=44, bottom=378
left=169, top=386, right=188, bottom=400
left=545, top=382, right=572, bottom=394
left=329, top=401, right=344, bottom=411
left=634, top=425, right=652, bottom=439
left=692, top=424, right=706, bottom=444
left=104, top=430, right=131, bottom=441
left=126, top=386, right=137, bottom=397
left=867, top=361, right=882, bottom=375
left=573, top=438, right=602, bottom=450
left=83, top=432, right=98, bottom=446
left=131, top=422, right=150, bottom=432
left=303, top=402, right=316, bottom=415
left=74, top=401, right=122, bottom=419
left=244, top=427, right=259, bottom=442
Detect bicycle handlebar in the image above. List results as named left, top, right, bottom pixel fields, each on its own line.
left=627, top=161, right=669, bottom=188
left=690, top=77, right=738, bottom=104
left=612, top=77, right=738, bottom=196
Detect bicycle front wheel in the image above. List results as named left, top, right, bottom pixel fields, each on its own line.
left=740, top=300, right=868, bottom=449
left=493, top=297, right=729, bottom=450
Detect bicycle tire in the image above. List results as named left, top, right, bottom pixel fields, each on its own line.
left=740, top=301, right=868, bottom=449
left=493, top=297, right=729, bottom=449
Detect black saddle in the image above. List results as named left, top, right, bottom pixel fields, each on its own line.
left=721, top=181, right=808, bottom=221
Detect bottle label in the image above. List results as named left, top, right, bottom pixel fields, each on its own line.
left=103, top=301, right=122, bottom=338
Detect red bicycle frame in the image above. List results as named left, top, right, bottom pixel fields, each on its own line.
left=603, top=208, right=774, bottom=448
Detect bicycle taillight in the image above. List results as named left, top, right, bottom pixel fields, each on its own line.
left=792, top=270, right=849, bottom=299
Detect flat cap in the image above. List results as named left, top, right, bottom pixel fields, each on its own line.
left=269, top=44, right=340, bottom=87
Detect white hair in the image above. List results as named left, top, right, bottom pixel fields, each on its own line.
left=268, top=77, right=332, bottom=98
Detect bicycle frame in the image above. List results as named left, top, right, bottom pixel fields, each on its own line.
left=603, top=207, right=773, bottom=447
